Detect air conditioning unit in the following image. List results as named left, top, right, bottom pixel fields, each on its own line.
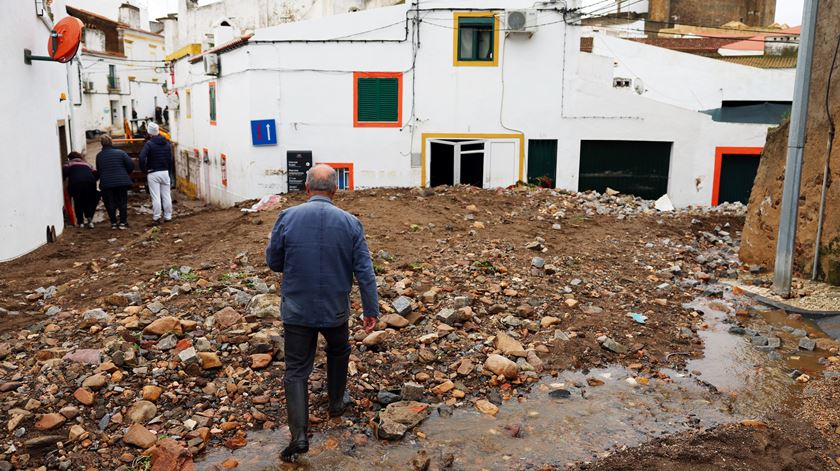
left=203, top=53, right=220, bottom=76
left=82, top=81, right=94, bottom=92
left=506, top=10, right=538, bottom=35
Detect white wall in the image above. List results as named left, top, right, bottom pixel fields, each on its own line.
left=169, top=3, right=778, bottom=209
left=591, top=33, right=795, bottom=111
left=0, top=1, right=74, bottom=261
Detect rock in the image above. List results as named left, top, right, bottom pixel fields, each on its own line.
left=24, top=435, right=63, bottom=449
left=178, top=347, right=198, bottom=364
left=214, top=307, right=244, bottom=330
left=142, top=385, right=163, bottom=402
left=250, top=353, right=272, bottom=369
left=0, top=381, right=23, bottom=392
left=392, top=296, right=413, bottom=316
left=221, top=457, right=239, bottom=469
left=751, top=335, right=768, bottom=346
left=549, top=389, right=571, bottom=399
left=35, top=413, right=66, bottom=431
left=68, top=424, right=87, bottom=442
left=799, top=337, right=817, bottom=351
left=457, top=358, right=474, bottom=376
left=453, top=296, right=471, bottom=308
left=531, top=257, right=545, bottom=269
left=81, top=373, right=108, bottom=390
left=147, top=301, right=165, bottom=314
left=375, top=401, right=430, bottom=440
left=157, top=334, right=178, bottom=351
left=381, top=314, right=410, bottom=328
left=791, top=329, right=807, bottom=337
left=436, top=308, right=463, bottom=325
left=401, top=382, right=424, bottom=402
left=766, top=337, right=781, bottom=349
left=363, top=331, right=387, bottom=346
left=540, top=316, right=561, bottom=329
left=376, top=390, right=402, bottom=406
left=73, top=388, right=95, bottom=406
left=728, top=326, right=746, bottom=335
left=197, top=352, right=223, bottom=369
left=124, top=423, right=157, bottom=449
left=526, top=351, right=544, bottom=373
left=247, top=294, right=281, bottom=319
left=495, top=331, right=526, bottom=357
left=127, top=400, right=157, bottom=424
left=60, top=406, right=80, bottom=419
left=63, top=349, right=101, bottom=366
left=484, top=354, right=519, bottom=380
left=654, top=194, right=674, bottom=212
left=430, top=380, right=455, bottom=395
left=144, top=316, right=183, bottom=336
left=600, top=337, right=628, bottom=354
left=82, top=308, right=109, bottom=325
left=475, top=399, right=499, bottom=416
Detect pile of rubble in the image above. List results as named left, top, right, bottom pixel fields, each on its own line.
left=0, top=186, right=768, bottom=469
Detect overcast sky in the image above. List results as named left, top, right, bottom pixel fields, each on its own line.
left=142, top=0, right=805, bottom=25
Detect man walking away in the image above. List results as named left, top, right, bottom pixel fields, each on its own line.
left=139, top=123, right=173, bottom=225
left=63, top=151, right=99, bottom=228
left=265, top=164, right=379, bottom=462
left=96, top=135, right=134, bottom=230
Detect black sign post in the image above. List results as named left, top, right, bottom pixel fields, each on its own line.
left=287, top=151, right=312, bottom=192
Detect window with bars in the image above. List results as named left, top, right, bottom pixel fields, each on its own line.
left=354, top=72, right=402, bottom=127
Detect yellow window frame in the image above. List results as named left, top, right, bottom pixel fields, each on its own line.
left=453, top=12, right=500, bottom=67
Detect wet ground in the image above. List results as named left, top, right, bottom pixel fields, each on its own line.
left=197, top=286, right=837, bottom=471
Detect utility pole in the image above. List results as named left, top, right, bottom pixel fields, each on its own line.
left=772, top=0, right=819, bottom=297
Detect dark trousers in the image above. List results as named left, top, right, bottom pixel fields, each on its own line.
left=101, top=186, right=129, bottom=225
left=283, top=322, right=350, bottom=383
left=69, top=182, right=99, bottom=224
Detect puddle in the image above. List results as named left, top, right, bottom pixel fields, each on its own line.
left=196, top=288, right=834, bottom=471
left=198, top=365, right=738, bottom=470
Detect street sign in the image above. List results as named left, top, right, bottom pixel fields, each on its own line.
left=251, top=119, right=277, bottom=146
left=287, top=151, right=312, bottom=192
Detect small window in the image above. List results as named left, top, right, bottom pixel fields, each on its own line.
left=353, top=72, right=402, bottom=127
left=613, top=77, right=631, bottom=88
left=322, top=163, right=354, bottom=190
left=454, top=13, right=498, bottom=66
left=209, top=82, right=216, bottom=125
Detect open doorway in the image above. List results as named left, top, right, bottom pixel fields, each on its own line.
left=429, top=139, right=486, bottom=188
left=110, top=100, right=120, bottom=128
left=712, top=147, right=763, bottom=205
left=579, top=140, right=672, bottom=200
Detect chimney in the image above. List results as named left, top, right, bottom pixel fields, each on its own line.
left=119, top=2, right=141, bottom=29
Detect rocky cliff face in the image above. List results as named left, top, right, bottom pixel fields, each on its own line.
left=740, top=1, right=840, bottom=283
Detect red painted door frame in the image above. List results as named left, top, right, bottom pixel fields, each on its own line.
left=712, top=146, right=763, bottom=206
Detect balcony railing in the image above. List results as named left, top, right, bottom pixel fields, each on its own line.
left=107, top=75, right=120, bottom=91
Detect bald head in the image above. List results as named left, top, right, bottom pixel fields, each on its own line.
left=305, top=164, right=337, bottom=197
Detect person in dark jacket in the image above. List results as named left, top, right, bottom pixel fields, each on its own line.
left=63, top=152, right=99, bottom=228
left=96, top=134, right=135, bottom=230
left=265, top=164, right=379, bottom=462
left=139, top=123, right=173, bottom=225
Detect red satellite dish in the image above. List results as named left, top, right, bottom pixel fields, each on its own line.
left=48, top=17, right=84, bottom=63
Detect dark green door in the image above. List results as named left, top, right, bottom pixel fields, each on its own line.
left=718, top=153, right=760, bottom=204
left=527, top=140, right=558, bottom=187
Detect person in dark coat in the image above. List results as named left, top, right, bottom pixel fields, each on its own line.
left=96, top=135, right=135, bottom=230
left=139, top=123, right=173, bottom=225
left=265, top=165, right=379, bottom=462
left=63, top=151, right=99, bottom=228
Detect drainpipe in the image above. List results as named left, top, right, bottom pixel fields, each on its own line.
left=772, top=0, right=819, bottom=297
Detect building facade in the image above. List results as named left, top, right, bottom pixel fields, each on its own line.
left=649, top=0, right=776, bottom=28
left=0, top=0, right=82, bottom=261
left=165, top=0, right=787, bottom=209
left=69, top=4, right=167, bottom=137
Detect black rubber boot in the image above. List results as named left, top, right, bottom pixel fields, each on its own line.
left=281, top=380, right=309, bottom=462
left=327, top=351, right=351, bottom=417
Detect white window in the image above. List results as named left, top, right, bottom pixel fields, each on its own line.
left=84, top=28, right=106, bottom=52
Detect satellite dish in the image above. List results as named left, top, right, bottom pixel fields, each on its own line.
left=633, top=78, right=645, bottom=95
left=48, top=17, right=84, bottom=63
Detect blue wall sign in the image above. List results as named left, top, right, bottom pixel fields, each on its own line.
left=251, top=119, right=277, bottom=146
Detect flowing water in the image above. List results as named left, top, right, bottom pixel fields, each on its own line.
left=196, top=288, right=835, bottom=471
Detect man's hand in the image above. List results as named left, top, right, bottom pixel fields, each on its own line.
left=363, top=316, right=377, bottom=333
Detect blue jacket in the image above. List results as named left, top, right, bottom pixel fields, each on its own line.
left=96, top=145, right=135, bottom=190
left=139, top=136, right=172, bottom=173
left=266, top=196, right=380, bottom=327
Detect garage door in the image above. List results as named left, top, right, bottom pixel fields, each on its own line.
left=579, top=140, right=672, bottom=200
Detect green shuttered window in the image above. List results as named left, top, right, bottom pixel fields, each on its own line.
left=357, top=77, right=399, bottom=123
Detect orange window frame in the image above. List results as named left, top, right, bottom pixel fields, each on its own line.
left=321, top=162, right=354, bottom=190
left=353, top=72, right=402, bottom=128
left=712, top=146, right=763, bottom=206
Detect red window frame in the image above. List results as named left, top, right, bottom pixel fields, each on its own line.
left=320, top=162, right=354, bottom=190
left=712, top=146, right=763, bottom=206
left=353, top=72, right=403, bottom=128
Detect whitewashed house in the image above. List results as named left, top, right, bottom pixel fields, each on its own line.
left=1, top=0, right=83, bottom=260
left=167, top=0, right=784, bottom=208
left=70, top=3, right=168, bottom=136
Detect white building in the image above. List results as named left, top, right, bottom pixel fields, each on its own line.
left=166, top=0, right=787, bottom=209
left=69, top=3, right=168, bottom=136
left=0, top=0, right=83, bottom=261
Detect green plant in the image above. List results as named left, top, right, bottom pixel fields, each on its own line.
left=472, top=260, right=496, bottom=273
left=131, top=456, right=151, bottom=471
left=220, top=272, right=248, bottom=282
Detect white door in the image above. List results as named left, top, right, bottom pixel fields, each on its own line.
left=487, top=141, right=518, bottom=188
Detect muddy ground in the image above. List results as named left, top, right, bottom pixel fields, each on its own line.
left=0, top=186, right=838, bottom=470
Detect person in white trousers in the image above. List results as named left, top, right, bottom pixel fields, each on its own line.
left=139, top=123, right=173, bottom=225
